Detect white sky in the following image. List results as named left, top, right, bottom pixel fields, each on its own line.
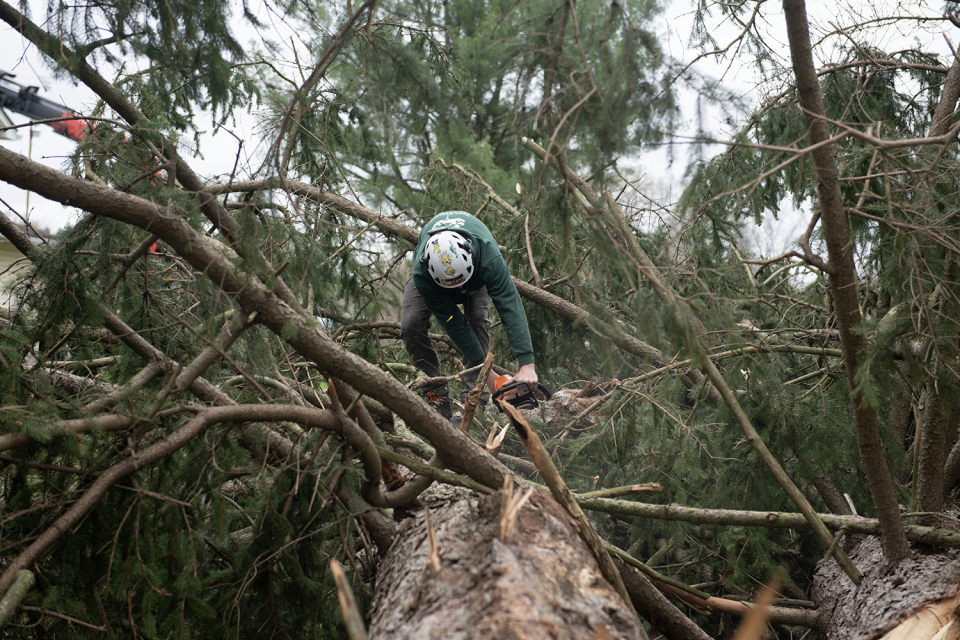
left=0, top=0, right=953, bottom=256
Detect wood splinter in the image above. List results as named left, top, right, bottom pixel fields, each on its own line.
left=330, top=559, right=368, bottom=640
left=485, top=420, right=509, bottom=455
left=461, top=351, right=495, bottom=432
left=424, top=506, right=441, bottom=575
left=498, top=474, right=534, bottom=541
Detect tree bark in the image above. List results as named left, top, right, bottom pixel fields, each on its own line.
left=0, top=571, right=34, bottom=629
left=781, top=0, right=910, bottom=565
left=812, top=472, right=853, bottom=516
left=368, top=485, right=646, bottom=639
left=916, top=388, right=946, bottom=523
left=942, top=437, right=960, bottom=495
left=813, top=537, right=960, bottom=640
left=928, top=55, right=960, bottom=140
left=912, top=54, right=960, bottom=527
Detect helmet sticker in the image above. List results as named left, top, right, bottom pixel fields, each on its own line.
left=440, top=254, right=452, bottom=265
left=445, top=266, right=456, bottom=275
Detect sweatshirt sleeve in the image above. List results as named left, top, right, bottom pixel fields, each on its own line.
left=481, top=253, right=535, bottom=366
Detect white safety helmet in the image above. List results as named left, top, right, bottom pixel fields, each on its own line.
left=422, top=230, right=474, bottom=288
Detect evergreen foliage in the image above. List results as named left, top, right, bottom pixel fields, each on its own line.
left=1, top=0, right=960, bottom=637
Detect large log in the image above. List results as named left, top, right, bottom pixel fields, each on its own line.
left=368, top=485, right=645, bottom=639
left=813, top=537, right=960, bottom=640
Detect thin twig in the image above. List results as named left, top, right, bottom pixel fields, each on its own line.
left=524, top=213, right=542, bottom=287
left=18, top=605, right=107, bottom=632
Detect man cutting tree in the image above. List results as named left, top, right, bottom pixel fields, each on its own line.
left=401, top=211, right=538, bottom=420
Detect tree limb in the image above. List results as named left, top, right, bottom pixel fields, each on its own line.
left=0, top=147, right=513, bottom=495
left=578, top=497, right=960, bottom=547
left=781, top=0, right=909, bottom=566
left=0, top=570, right=34, bottom=629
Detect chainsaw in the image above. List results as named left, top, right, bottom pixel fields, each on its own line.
left=491, top=375, right=552, bottom=410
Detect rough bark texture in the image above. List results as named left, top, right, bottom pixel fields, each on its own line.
left=813, top=537, right=960, bottom=640
left=928, top=55, right=960, bottom=140
left=944, top=439, right=960, bottom=496
left=369, top=485, right=644, bottom=639
left=917, top=388, right=946, bottom=523
left=813, top=472, right=854, bottom=516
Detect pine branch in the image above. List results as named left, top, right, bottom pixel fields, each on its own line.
left=609, top=546, right=818, bottom=628
left=276, top=0, right=379, bottom=176
left=525, top=128, right=862, bottom=584
left=377, top=446, right=494, bottom=495
left=0, top=146, right=513, bottom=495
left=576, top=483, right=661, bottom=499
left=614, top=556, right=712, bottom=640
left=0, top=402, right=379, bottom=597
left=0, top=414, right=134, bottom=453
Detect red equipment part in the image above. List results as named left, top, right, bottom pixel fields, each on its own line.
left=49, top=112, right=87, bottom=141
left=0, top=71, right=87, bottom=141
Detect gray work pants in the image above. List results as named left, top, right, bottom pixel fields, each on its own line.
left=400, top=275, right=491, bottom=400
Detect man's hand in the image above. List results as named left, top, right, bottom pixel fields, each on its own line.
left=512, top=363, right=538, bottom=390
left=488, top=363, right=538, bottom=392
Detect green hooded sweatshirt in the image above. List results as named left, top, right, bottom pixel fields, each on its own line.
left=412, top=211, right=534, bottom=367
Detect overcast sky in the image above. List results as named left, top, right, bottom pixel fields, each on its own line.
left=0, top=0, right=952, bottom=256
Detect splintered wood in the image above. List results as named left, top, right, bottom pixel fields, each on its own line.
left=497, top=475, right=534, bottom=541
left=459, top=351, right=494, bottom=432
left=877, top=595, right=960, bottom=640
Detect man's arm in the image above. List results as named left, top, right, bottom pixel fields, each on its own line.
left=482, top=256, right=535, bottom=366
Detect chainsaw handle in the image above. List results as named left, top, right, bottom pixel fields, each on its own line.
left=491, top=381, right=552, bottom=404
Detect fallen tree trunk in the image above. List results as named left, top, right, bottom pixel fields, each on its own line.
left=813, top=537, right=960, bottom=640
left=368, top=485, right=646, bottom=639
